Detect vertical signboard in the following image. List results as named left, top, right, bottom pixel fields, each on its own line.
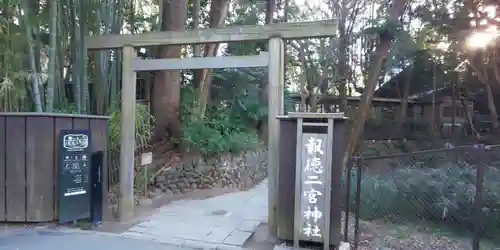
left=298, top=133, right=329, bottom=243
left=58, top=130, right=91, bottom=223
left=91, top=151, right=103, bottom=224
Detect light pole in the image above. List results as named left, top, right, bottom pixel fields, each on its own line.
left=431, top=61, right=436, bottom=137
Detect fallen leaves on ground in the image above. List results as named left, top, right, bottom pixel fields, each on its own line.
left=341, top=213, right=498, bottom=250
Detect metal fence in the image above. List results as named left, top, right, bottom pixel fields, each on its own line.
left=343, top=144, right=500, bottom=250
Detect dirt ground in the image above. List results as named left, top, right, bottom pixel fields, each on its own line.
left=244, top=213, right=500, bottom=250
left=341, top=213, right=500, bottom=250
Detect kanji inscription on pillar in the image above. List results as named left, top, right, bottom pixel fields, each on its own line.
left=299, top=133, right=328, bottom=242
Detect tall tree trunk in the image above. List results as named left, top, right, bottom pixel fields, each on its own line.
left=344, top=0, right=409, bottom=162
left=195, top=0, right=230, bottom=118
left=57, top=1, right=68, bottom=107
left=192, top=0, right=201, bottom=57
left=21, top=0, right=43, bottom=112
left=46, top=0, right=58, bottom=112
left=336, top=5, right=348, bottom=112
left=78, top=0, right=89, bottom=113
left=484, top=84, right=499, bottom=134
left=490, top=60, right=500, bottom=134
left=153, top=0, right=187, bottom=140
left=398, top=66, right=413, bottom=129
left=70, top=0, right=81, bottom=113
left=266, top=0, right=276, bottom=23
left=470, top=61, right=500, bottom=134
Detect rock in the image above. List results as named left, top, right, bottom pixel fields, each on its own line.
left=171, top=188, right=180, bottom=194
left=195, top=178, right=202, bottom=184
left=182, top=188, right=192, bottom=193
left=244, top=179, right=253, bottom=187
left=177, top=182, right=186, bottom=189
left=170, top=171, right=181, bottom=179
left=147, top=191, right=156, bottom=198
left=190, top=183, right=197, bottom=189
left=155, top=175, right=166, bottom=182
left=137, top=197, right=152, bottom=206
left=168, top=184, right=177, bottom=190
left=164, top=189, right=174, bottom=196
left=185, top=171, right=197, bottom=178
left=155, top=182, right=165, bottom=189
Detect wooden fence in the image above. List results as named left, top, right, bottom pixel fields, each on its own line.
left=0, top=113, right=110, bottom=222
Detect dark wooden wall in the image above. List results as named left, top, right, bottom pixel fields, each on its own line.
left=0, top=113, right=109, bottom=222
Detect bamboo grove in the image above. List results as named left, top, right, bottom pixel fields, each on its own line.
left=2, top=0, right=499, bottom=161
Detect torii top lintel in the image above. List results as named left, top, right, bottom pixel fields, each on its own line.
left=84, top=20, right=338, bottom=50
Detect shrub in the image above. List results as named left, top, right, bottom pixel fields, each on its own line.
left=108, top=103, right=155, bottom=152
left=181, top=113, right=260, bottom=156
left=344, top=163, right=500, bottom=236
left=180, top=86, right=261, bottom=157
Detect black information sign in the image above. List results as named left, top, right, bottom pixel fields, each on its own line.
left=58, top=130, right=91, bottom=224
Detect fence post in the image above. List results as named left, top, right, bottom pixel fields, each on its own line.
left=353, top=156, right=363, bottom=250
left=343, top=157, right=353, bottom=242
left=472, top=144, right=486, bottom=250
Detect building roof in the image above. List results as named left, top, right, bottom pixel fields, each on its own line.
left=374, top=60, right=450, bottom=100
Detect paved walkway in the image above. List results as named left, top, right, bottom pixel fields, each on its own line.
left=0, top=228, right=186, bottom=250
left=120, top=179, right=269, bottom=250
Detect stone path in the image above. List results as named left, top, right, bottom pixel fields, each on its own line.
left=120, top=179, right=269, bottom=250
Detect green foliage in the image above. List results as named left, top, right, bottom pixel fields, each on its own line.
left=362, top=20, right=403, bottom=39
left=180, top=86, right=261, bottom=156
left=284, top=87, right=294, bottom=114
left=54, top=103, right=78, bottom=114
left=345, top=164, right=500, bottom=236
left=108, top=103, right=155, bottom=152
left=182, top=116, right=260, bottom=156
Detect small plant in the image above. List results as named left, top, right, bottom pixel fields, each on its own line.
left=108, top=103, right=155, bottom=152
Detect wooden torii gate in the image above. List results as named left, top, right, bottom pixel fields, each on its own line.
left=84, top=20, right=337, bottom=237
